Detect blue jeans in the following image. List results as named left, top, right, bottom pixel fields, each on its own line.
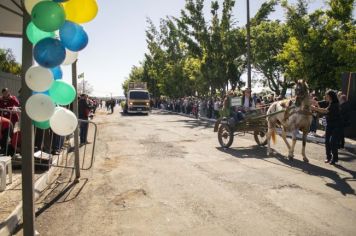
left=80, top=122, right=89, bottom=144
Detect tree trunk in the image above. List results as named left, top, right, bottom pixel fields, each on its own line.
left=266, top=76, right=280, bottom=96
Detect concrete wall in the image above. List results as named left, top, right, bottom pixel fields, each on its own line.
left=0, top=71, right=21, bottom=97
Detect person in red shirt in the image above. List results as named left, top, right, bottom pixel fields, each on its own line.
left=0, top=116, right=13, bottom=155
left=0, top=88, right=20, bottom=125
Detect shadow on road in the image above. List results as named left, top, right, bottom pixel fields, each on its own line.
left=168, top=119, right=213, bottom=129
left=12, top=176, right=88, bottom=234
left=217, top=146, right=356, bottom=196
left=119, top=111, right=149, bottom=117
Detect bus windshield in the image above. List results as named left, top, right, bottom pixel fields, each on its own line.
left=129, top=91, right=149, bottom=100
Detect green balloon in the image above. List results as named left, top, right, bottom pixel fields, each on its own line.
left=49, top=80, right=76, bottom=105
left=31, top=1, right=66, bottom=32
left=26, top=22, right=55, bottom=45
left=33, top=120, right=50, bottom=130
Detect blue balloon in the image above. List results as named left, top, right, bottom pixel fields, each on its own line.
left=50, top=66, right=63, bottom=80
left=59, top=21, right=89, bottom=52
left=33, top=90, right=50, bottom=96
left=34, top=38, right=66, bottom=68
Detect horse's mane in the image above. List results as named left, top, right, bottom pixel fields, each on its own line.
left=295, top=80, right=309, bottom=107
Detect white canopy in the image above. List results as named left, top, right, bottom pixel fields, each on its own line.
left=0, top=0, right=23, bottom=38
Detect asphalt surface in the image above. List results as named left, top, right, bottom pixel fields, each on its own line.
left=17, top=108, right=356, bottom=236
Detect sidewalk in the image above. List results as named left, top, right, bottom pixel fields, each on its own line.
left=160, top=109, right=356, bottom=155
left=0, top=149, right=73, bottom=236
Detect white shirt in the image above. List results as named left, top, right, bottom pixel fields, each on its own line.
left=243, top=96, right=255, bottom=109
left=213, top=101, right=219, bottom=111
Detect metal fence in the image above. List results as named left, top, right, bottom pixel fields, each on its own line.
left=0, top=108, right=97, bottom=171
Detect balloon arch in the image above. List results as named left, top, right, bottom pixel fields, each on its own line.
left=24, top=0, right=98, bottom=136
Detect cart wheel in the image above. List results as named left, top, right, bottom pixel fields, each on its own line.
left=254, top=131, right=268, bottom=146
left=218, top=124, right=234, bottom=148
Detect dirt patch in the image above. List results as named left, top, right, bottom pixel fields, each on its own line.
left=97, top=157, right=122, bottom=172
left=111, top=189, right=148, bottom=207
left=272, top=184, right=302, bottom=190
left=140, top=135, right=185, bottom=159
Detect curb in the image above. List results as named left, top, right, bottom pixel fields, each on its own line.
left=0, top=156, right=65, bottom=236
left=160, top=109, right=356, bottom=154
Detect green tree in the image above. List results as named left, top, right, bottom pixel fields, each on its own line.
left=0, top=48, right=21, bottom=76
left=177, top=0, right=245, bottom=94
left=279, top=0, right=355, bottom=93
left=251, top=21, right=291, bottom=96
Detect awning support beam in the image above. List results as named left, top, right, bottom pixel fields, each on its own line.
left=0, top=3, right=23, bottom=17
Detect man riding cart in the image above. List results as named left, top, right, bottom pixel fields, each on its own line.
left=215, top=88, right=268, bottom=148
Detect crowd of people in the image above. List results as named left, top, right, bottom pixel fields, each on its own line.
left=0, top=88, right=105, bottom=157
left=154, top=89, right=281, bottom=120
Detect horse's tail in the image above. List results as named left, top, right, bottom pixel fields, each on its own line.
left=271, top=129, right=276, bottom=144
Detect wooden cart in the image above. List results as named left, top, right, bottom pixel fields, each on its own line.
left=214, top=104, right=271, bottom=148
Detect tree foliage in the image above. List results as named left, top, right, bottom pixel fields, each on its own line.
left=0, top=48, right=21, bottom=76
left=123, top=0, right=355, bottom=98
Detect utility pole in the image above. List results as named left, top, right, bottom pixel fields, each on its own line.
left=21, top=8, right=35, bottom=236
left=246, top=0, right=252, bottom=89
left=72, top=61, right=81, bottom=179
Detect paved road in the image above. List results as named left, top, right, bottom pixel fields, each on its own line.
left=26, top=109, right=356, bottom=236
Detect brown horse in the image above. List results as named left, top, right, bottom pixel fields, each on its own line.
left=266, top=80, right=313, bottom=162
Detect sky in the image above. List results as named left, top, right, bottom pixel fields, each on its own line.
left=0, top=0, right=326, bottom=96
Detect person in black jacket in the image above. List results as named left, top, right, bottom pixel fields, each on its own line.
left=78, top=94, right=90, bottom=145
left=312, top=90, right=341, bottom=164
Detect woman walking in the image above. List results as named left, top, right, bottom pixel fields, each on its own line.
left=311, top=90, right=341, bottom=164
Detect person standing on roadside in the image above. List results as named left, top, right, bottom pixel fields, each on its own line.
left=311, top=90, right=341, bottom=164
left=309, top=94, right=319, bottom=136
left=110, top=99, right=115, bottom=114
left=78, top=94, right=90, bottom=145
left=0, top=88, right=20, bottom=125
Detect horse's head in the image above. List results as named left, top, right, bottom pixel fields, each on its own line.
left=295, top=80, right=309, bottom=99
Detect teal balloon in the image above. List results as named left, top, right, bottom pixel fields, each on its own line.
left=33, top=120, right=50, bottom=130
left=49, top=80, right=76, bottom=105
left=26, top=22, right=55, bottom=44
left=31, top=1, right=66, bottom=32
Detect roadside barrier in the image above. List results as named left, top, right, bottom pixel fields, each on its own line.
left=0, top=108, right=97, bottom=173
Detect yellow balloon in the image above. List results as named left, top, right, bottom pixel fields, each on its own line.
left=63, top=0, right=98, bottom=24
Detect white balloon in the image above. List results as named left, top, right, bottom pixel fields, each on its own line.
left=50, top=107, right=78, bottom=136
left=24, top=0, right=45, bottom=14
left=62, top=49, right=78, bottom=66
left=25, top=66, right=54, bottom=92
left=25, top=94, right=55, bottom=122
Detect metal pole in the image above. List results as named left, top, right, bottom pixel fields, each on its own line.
left=21, top=9, right=35, bottom=236
left=246, top=0, right=252, bottom=89
left=72, top=61, right=81, bottom=179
